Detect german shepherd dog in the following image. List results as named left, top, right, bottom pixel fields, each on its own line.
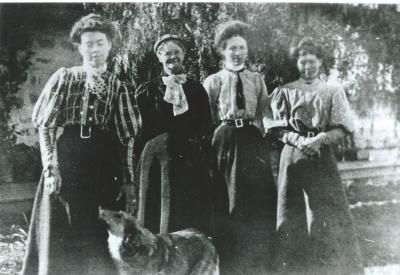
left=99, top=208, right=219, bottom=275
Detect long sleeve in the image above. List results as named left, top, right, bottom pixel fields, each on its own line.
left=329, top=87, right=355, bottom=133
left=114, top=83, right=142, bottom=183
left=32, top=68, right=67, bottom=176
left=266, top=87, right=290, bottom=132
left=38, top=128, right=61, bottom=177
left=203, top=75, right=221, bottom=126
left=254, top=73, right=271, bottom=132
left=32, top=68, right=67, bottom=129
left=196, top=82, right=214, bottom=139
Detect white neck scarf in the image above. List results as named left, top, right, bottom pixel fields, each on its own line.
left=162, top=74, right=188, bottom=116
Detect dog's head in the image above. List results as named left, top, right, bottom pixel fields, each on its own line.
left=99, top=208, right=135, bottom=238
left=99, top=208, right=158, bottom=259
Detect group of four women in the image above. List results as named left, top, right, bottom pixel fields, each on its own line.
left=22, top=13, right=364, bottom=275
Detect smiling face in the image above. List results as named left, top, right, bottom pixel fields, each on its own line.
left=220, top=35, right=248, bottom=70
left=78, top=31, right=112, bottom=69
left=297, top=53, right=322, bottom=81
left=156, top=40, right=185, bottom=75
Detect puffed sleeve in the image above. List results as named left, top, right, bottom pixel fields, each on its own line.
left=114, top=83, right=142, bottom=183
left=32, top=68, right=67, bottom=128
left=265, top=87, right=290, bottom=132
left=32, top=68, right=67, bottom=177
left=328, top=87, right=355, bottom=133
left=254, top=73, right=271, bottom=132
left=203, top=74, right=220, bottom=125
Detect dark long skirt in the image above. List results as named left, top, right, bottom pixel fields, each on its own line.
left=276, top=144, right=364, bottom=275
left=212, top=124, right=277, bottom=275
left=21, top=126, right=122, bottom=275
left=137, top=132, right=214, bottom=236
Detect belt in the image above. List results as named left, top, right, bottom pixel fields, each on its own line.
left=80, top=125, right=92, bottom=139
left=62, top=125, right=108, bottom=140
left=221, top=119, right=254, bottom=128
left=296, top=130, right=320, bottom=138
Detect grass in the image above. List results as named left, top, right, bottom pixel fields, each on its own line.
left=0, top=225, right=26, bottom=275
left=0, top=225, right=399, bottom=275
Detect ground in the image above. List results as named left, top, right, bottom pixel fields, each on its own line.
left=1, top=176, right=400, bottom=274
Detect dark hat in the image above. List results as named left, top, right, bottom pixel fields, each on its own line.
left=153, top=34, right=186, bottom=53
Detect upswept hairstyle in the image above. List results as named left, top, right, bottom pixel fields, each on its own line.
left=70, top=13, right=120, bottom=46
left=290, top=37, right=324, bottom=60
left=214, top=20, right=251, bottom=50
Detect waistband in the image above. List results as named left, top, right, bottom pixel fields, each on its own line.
left=63, top=125, right=108, bottom=139
left=220, top=119, right=254, bottom=128
left=294, top=129, right=320, bottom=138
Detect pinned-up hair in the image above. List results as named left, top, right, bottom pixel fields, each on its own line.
left=290, top=37, right=324, bottom=60
left=214, top=20, right=251, bottom=50
left=70, top=13, right=120, bottom=45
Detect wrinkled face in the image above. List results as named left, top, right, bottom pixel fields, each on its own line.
left=78, top=31, right=112, bottom=69
left=157, top=40, right=185, bottom=75
left=220, top=35, right=248, bottom=69
left=297, top=53, right=321, bottom=81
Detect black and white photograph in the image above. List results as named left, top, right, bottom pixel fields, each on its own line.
left=0, top=1, right=400, bottom=274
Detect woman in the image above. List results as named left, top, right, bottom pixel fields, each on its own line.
left=203, top=21, right=277, bottom=274
left=135, top=34, right=214, bottom=235
left=22, top=14, right=140, bottom=275
left=269, top=37, right=364, bottom=275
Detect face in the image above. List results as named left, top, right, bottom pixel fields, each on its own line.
left=157, top=41, right=185, bottom=75
left=78, top=31, right=112, bottom=69
left=220, top=36, right=248, bottom=68
left=297, top=53, right=321, bottom=81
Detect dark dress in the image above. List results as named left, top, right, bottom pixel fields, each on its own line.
left=203, top=69, right=277, bottom=274
left=269, top=78, right=364, bottom=275
left=22, top=66, right=140, bottom=275
left=135, top=76, right=214, bottom=236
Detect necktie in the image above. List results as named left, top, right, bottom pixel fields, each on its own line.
left=236, top=71, right=245, bottom=110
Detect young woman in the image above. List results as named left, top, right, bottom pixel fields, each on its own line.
left=203, top=21, right=276, bottom=274
left=269, top=37, right=364, bottom=275
left=135, top=34, right=214, bottom=235
left=22, top=14, right=140, bottom=275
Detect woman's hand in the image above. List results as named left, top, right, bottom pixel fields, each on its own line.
left=44, top=167, right=62, bottom=194
left=299, top=137, right=322, bottom=157
left=299, top=133, right=331, bottom=157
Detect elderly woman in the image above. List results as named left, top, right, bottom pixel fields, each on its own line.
left=269, top=37, right=364, bottom=275
left=135, top=35, right=214, bottom=235
left=22, top=14, right=140, bottom=275
left=203, top=21, right=276, bottom=274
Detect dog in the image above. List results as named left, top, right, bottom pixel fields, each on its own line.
left=99, top=208, right=219, bottom=275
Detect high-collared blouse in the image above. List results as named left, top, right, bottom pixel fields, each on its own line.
left=32, top=66, right=141, bottom=143
left=203, top=68, right=270, bottom=131
left=268, top=78, right=354, bottom=133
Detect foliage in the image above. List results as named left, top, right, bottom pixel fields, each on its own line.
left=0, top=3, right=85, bottom=182
left=86, top=3, right=400, bottom=119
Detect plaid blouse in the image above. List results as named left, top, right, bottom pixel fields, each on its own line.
left=32, top=66, right=141, bottom=182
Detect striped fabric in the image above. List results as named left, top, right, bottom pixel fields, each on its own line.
left=32, top=66, right=141, bottom=182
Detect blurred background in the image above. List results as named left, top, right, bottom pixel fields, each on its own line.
left=1, top=2, right=400, bottom=274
